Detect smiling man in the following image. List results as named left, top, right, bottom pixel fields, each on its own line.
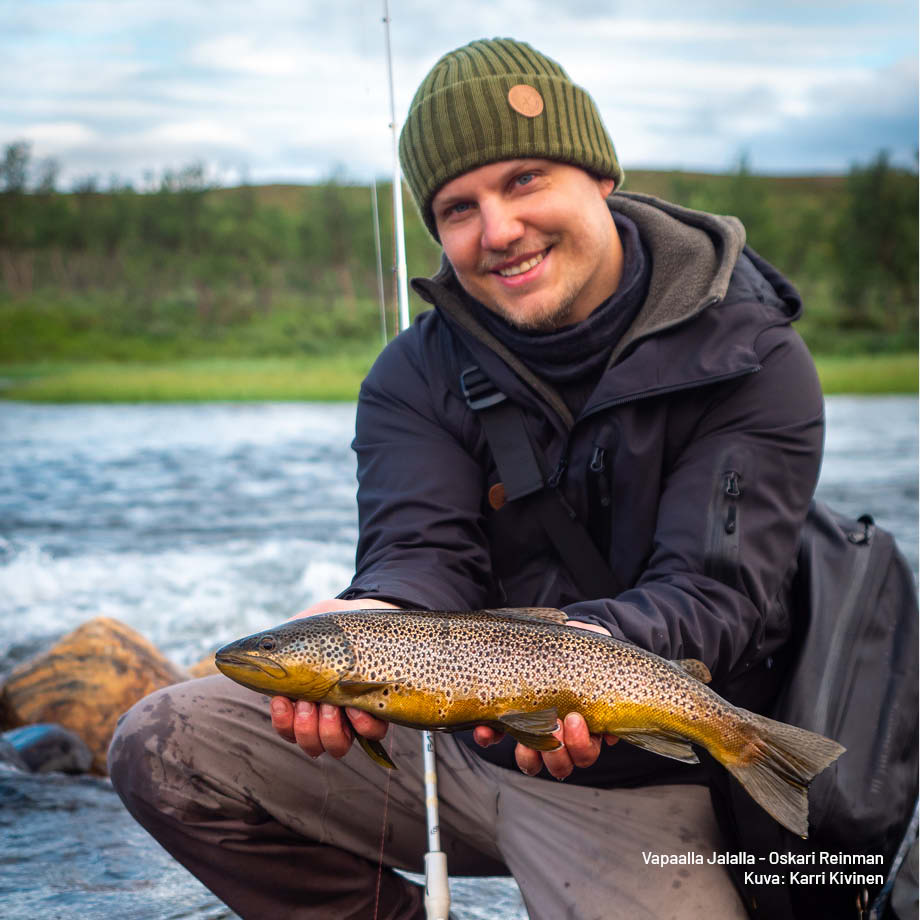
left=432, top=159, right=623, bottom=331
left=109, top=37, right=825, bottom=920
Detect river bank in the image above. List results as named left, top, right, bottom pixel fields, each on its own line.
left=0, top=351, right=915, bottom=402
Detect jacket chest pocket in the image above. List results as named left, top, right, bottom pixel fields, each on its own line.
left=705, top=451, right=750, bottom=588
left=585, top=424, right=618, bottom=560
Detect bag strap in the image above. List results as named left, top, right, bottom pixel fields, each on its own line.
left=461, top=365, right=625, bottom=600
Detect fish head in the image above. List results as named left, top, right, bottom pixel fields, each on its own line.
left=214, top=614, right=356, bottom=700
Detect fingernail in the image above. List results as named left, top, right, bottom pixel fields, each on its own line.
left=271, top=699, right=286, bottom=715
left=296, top=701, right=314, bottom=719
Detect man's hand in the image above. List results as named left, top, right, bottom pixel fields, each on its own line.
left=473, top=619, right=619, bottom=779
left=269, top=598, right=399, bottom=758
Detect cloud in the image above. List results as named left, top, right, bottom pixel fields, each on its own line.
left=0, top=0, right=915, bottom=186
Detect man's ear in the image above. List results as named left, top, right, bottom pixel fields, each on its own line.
left=598, top=177, right=616, bottom=198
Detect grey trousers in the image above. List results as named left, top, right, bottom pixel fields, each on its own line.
left=108, top=675, right=747, bottom=920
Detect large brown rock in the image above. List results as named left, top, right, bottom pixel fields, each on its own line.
left=0, top=617, right=188, bottom=774
left=187, top=655, right=220, bottom=679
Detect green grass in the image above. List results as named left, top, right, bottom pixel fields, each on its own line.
left=814, top=352, right=918, bottom=395
left=0, top=352, right=381, bottom=403
left=0, top=351, right=915, bottom=403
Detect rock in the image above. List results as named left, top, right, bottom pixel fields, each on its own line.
left=0, top=617, right=188, bottom=774
left=3, top=723, right=94, bottom=774
left=0, top=738, right=28, bottom=772
left=188, top=655, right=220, bottom=679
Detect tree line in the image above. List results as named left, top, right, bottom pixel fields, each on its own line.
left=0, top=140, right=916, bottom=361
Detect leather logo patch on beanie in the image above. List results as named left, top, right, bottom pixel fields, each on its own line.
left=507, top=84, right=544, bottom=117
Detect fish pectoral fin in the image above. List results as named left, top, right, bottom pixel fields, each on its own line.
left=356, top=735, right=397, bottom=770
left=616, top=731, right=700, bottom=764
left=336, top=678, right=393, bottom=696
left=497, top=709, right=562, bottom=751
left=484, top=607, right=569, bottom=625
left=674, top=659, right=712, bottom=684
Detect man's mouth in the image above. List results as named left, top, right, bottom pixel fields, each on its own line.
left=491, top=248, right=549, bottom=278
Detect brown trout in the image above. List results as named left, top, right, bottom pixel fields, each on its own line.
left=214, top=607, right=844, bottom=838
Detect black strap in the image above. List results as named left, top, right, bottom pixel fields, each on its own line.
left=461, top=365, right=625, bottom=600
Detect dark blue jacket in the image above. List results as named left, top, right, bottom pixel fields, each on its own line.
left=340, top=192, right=824, bottom=786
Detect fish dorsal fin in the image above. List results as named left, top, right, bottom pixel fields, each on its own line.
left=616, top=731, right=700, bottom=764
left=484, top=607, right=569, bottom=625
left=496, top=708, right=562, bottom=751
left=337, top=678, right=393, bottom=695
left=674, top=659, right=712, bottom=683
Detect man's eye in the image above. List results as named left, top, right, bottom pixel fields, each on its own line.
left=446, top=202, right=471, bottom=217
left=516, top=173, right=534, bottom=187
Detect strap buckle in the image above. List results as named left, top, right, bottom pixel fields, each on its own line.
left=460, top=365, right=506, bottom=411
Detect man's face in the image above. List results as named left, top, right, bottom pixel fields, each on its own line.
left=432, top=158, right=619, bottom=331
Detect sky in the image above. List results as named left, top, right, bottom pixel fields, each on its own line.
left=1, top=0, right=917, bottom=189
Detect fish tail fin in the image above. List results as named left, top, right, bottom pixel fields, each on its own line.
left=724, top=712, right=845, bottom=839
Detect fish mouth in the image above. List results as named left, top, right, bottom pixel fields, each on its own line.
left=214, top=652, right=289, bottom=680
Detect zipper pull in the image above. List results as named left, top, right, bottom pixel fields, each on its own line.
left=589, top=446, right=606, bottom=473
left=548, top=456, right=568, bottom=488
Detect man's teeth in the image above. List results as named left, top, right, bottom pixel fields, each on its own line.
left=497, top=252, right=545, bottom=277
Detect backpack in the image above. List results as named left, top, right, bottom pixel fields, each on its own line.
left=706, top=501, right=919, bottom=920
left=462, top=369, right=920, bottom=920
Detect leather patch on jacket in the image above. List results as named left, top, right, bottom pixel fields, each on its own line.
left=488, top=482, right=507, bottom=510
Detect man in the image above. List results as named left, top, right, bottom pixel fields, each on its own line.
left=109, top=38, right=823, bottom=920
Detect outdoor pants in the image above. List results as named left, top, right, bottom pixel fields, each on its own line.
left=108, top=674, right=748, bottom=920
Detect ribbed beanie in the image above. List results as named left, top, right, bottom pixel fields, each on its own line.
left=399, top=37, right=623, bottom=240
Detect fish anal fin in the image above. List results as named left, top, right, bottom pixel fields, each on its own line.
left=357, top=735, right=397, bottom=770
left=617, top=731, right=699, bottom=764
left=337, top=678, right=393, bottom=695
left=497, top=708, right=562, bottom=751
left=485, top=607, right=569, bottom=625
left=674, top=659, right=712, bottom=683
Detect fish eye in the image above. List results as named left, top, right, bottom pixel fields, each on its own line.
left=258, top=635, right=277, bottom=651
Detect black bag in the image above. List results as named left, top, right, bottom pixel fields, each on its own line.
left=707, top=501, right=919, bottom=919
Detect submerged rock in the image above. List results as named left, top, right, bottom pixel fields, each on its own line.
left=3, top=723, right=94, bottom=774
left=0, top=737, right=28, bottom=772
left=0, top=617, right=188, bottom=774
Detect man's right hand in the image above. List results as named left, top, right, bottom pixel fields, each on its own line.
left=269, top=598, right=399, bottom=758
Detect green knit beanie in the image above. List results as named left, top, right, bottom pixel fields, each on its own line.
left=399, top=37, right=623, bottom=240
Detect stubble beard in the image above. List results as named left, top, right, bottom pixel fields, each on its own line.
left=478, top=234, right=584, bottom=332
left=489, top=278, right=581, bottom=332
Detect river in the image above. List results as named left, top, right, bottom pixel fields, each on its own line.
left=0, top=397, right=916, bottom=919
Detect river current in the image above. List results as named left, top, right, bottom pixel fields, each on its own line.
left=0, top=397, right=916, bottom=919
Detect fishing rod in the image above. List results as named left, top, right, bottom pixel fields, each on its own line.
left=380, top=4, right=450, bottom=919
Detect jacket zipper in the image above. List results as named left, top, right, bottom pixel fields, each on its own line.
left=724, top=470, right=742, bottom=535
left=588, top=442, right=613, bottom=557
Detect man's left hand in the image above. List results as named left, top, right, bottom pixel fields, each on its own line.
left=472, top=620, right=619, bottom=779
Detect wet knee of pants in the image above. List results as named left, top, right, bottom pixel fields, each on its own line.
left=108, top=681, right=271, bottom=828
left=108, top=685, right=177, bottom=808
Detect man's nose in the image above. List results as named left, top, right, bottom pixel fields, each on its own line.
left=479, top=201, right=524, bottom=252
